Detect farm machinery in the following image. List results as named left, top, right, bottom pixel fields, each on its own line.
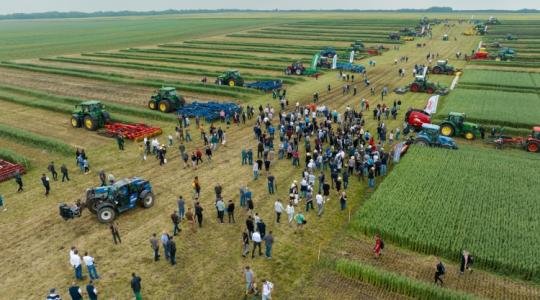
left=0, top=159, right=25, bottom=183
left=429, top=60, right=461, bottom=75
left=148, top=87, right=185, bottom=113
left=442, top=34, right=449, bottom=41
left=388, top=33, right=401, bottom=41
left=396, top=67, right=449, bottom=95
left=59, top=177, right=155, bottom=223
left=284, top=61, right=319, bottom=76
left=335, top=62, right=365, bottom=73
left=413, top=124, right=458, bottom=149
left=71, top=101, right=162, bottom=141
left=350, top=40, right=366, bottom=52
left=491, top=127, right=540, bottom=153
left=319, top=47, right=337, bottom=58
left=439, top=112, right=482, bottom=140
left=177, top=102, right=241, bottom=121
left=466, top=42, right=516, bottom=61
left=216, top=70, right=282, bottom=91
left=71, top=101, right=111, bottom=131
left=487, top=16, right=501, bottom=25
left=403, top=109, right=431, bottom=134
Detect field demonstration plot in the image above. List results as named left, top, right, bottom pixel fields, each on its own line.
left=354, top=146, right=540, bottom=281
left=437, top=88, right=540, bottom=128
left=459, top=69, right=540, bottom=92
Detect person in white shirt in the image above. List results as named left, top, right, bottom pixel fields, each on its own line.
left=251, top=231, right=262, bottom=258
left=262, top=279, right=274, bottom=300
left=286, top=202, right=295, bottom=224
left=70, top=250, right=83, bottom=280
left=83, top=252, right=99, bottom=280
left=274, top=199, right=284, bottom=223
left=316, top=193, right=325, bottom=217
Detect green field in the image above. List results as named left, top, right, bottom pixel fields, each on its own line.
left=0, top=17, right=282, bottom=60
left=459, top=69, right=540, bottom=91
left=354, top=146, right=540, bottom=280
left=437, top=88, right=540, bottom=128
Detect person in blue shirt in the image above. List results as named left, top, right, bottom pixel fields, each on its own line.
left=86, top=280, right=98, bottom=300
left=68, top=282, right=83, bottom=300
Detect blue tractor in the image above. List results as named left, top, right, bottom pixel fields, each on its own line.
left=414, top=124, right=458, bottom=149
left=59, top=177, right=155, bottom=223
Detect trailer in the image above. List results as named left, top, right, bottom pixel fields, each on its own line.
left=244, top=80, right=283, bottom=92
left=102, top=123, right=163, bottom=142
left=0, top=159, right=25, bottom=182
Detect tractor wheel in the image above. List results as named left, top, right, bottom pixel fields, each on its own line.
left=228, top=80, right=235, bottom=87
left=432, top=66, right=442, bottom=74
left=414, top=138, right=429, bottom=146
left=140, top=192, right=155, bottom=208
left=158, top=100, right=171, bottom=113
left=410, top=83, right=420, bottom=92
left=295, top=69, right=302, bottom=75
left=464, top=131, right=476, bottom=140
left=96, top=206, right=116, bottom=223
left=440, top=124, right=455, bottom=137
left=70, top=116, right=81, bottom=128
left=426, top=87, right=435, bottom=94
left=527, top=142, right=539, bottom=153
left=148, top=100, right=157, bottom=110
left=83, top=115, right=98, bottom=131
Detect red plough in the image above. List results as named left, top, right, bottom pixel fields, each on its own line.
left=104, top=122, right=163, bottom=142
left=0, top=159, right=25, bottom=182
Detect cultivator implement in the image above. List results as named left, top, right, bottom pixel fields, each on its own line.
left=0, top=159, right=25, bottom=182
left=103, top=123, right=162, bottom=142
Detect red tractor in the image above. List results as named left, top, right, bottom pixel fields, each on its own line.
left=284, top=62, right=306, bottom=75
left=493, top=127, right=540, bottom=153
left=528, top=127, right=540, bottom=152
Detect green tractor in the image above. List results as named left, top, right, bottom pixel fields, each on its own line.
left=148, top=87, right=185, bottom=113
left=349, top=40, right=365, bottom=52
left=409, top=75, right=438, bottom=94
left=496, top=48, right=515, bottom=61
left=439, top=112, right=481, bottom=140
left=429, top=60, right=460, bottom=75
left=71, top=101, right=111, bottom=131
left=216, top=70, right=244, bottom=87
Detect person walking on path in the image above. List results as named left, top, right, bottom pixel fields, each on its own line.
left=192, top=176, right=201, bottom=198
left=374, top=235, right=383, bottom=259
left=244, top=266, right=255, bottom=297
left=150, top=233, right=160, bottom=261
left=41, top=174, right=51, bottom=196
left=267, top=173, right=276, bottom=194
left=70, top=250, right=83, bottom=280
left=216, top=198, right=226, bottom=223
left=195, top=202, right=204, bottom=227
left=61, top=164, right=70, bottom=182
left=339, top=192, right=347, bottom=211
left=227, top=200, right=236, bottom=223
left=274, top=199, right=284, bottom=223
left=48, top=161, right=58, bottom=181
left=246, top=216, right=255, bottom=237
left=460, top=250, right=473, bottom=274
left=434, top=257, right=445, bottom=285
left=110, top=222, right=121, bottom=244
left=131, top=273, right=142, bottom=300
left=242, top=230, right=250, bottom=257
left=15, top=171, right=23, bottom=192
left=83, top=252, right=99, bottom=280
left=177, top=196, right=185, bottom=220
left=86, top=280, right=98, bottom=300
left=161, top=232, right=170, bottom=261
left=263, top=231, right=274, bottom=259
left=295, top=211, right=305, bottom=233
left=286, top=202, right=295, bottom=225
left=116, top=134, right=125, bottom=150
left=261, top=279, right=274, bottom=300
left=251, top=230, right=262, bottom=258
left=168, top=236, right=177, bottom=266
left=68, top=282, right=83, bottom=300
left=171, top=211, right=180, bottom=235
left=316, top=192, right=324, bottom=217
left=185, top=208, right=195, bottom=232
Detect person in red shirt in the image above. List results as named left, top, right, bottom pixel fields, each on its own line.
left=374, top=234, right=383, bottom=258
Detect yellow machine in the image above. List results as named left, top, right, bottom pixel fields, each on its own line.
left=402, top=36, right=415, bottom=41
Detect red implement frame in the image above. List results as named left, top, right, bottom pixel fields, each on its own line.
left=0, top=159, right=25, bottom=182
left=104, top=123, right=162, bottom=142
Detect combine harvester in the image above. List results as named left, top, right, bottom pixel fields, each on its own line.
left=216, top=70, right=282, bottom=92
left=71, top=101, right=162, bottom=142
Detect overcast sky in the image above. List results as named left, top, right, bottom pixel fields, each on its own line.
left=0, top=0, right=538, bottom=14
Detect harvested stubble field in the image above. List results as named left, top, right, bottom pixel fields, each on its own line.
left=0, top=12, right=539, bottom=299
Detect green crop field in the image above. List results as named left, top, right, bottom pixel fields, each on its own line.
left=437, top=88, right=540, bottom=128
left=354, top=146, right=540, bottom=281
left=459, top=69, right=540, bottom=90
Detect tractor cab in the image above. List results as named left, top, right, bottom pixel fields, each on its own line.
left=71, top=100, right=110, bottom=131
left=415, top=124, right=458, bottom=149
left=217, top=70, right=244, bottom=87
left=439, top=112, right=481, bottom=140
left=148, top=87, right=185, bottom=113
left=447, top=112, right=465, bottom=127
left=532, top=127, right=540, bottom=139
left=320, top=47, right=337, bottom=58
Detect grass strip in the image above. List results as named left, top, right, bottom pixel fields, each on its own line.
left=226, top=33, right=402, bottom=44
left=0, top=148, right=31, bottom=169
left=123, top=48, right=302, bottom=63
left=0, top=123, right=73, bottom=155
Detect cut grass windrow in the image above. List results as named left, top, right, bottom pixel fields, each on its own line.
left=226, top=33, right=402, bottom=44
left=39, top=57, right=302, bottom=85
left=122, top=48, right=303, bottom=63
left=83, top=52, right=287, bottom=72
left=0, top=84, right=176, bottom=122
left=183, top=40, right=351, bottom=51
left=0, top=61, right=259, bottom=98
left=0, top=123, right=73, bottom=155
left=0, top=148, right=31, bottom=169
left=159, top=43, right=320, bottom=56
left=323, top=259, right=478, bottom=300
left=261, top=27, right=394, bottom=35
left=249, top=29, right=389, bottom=38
